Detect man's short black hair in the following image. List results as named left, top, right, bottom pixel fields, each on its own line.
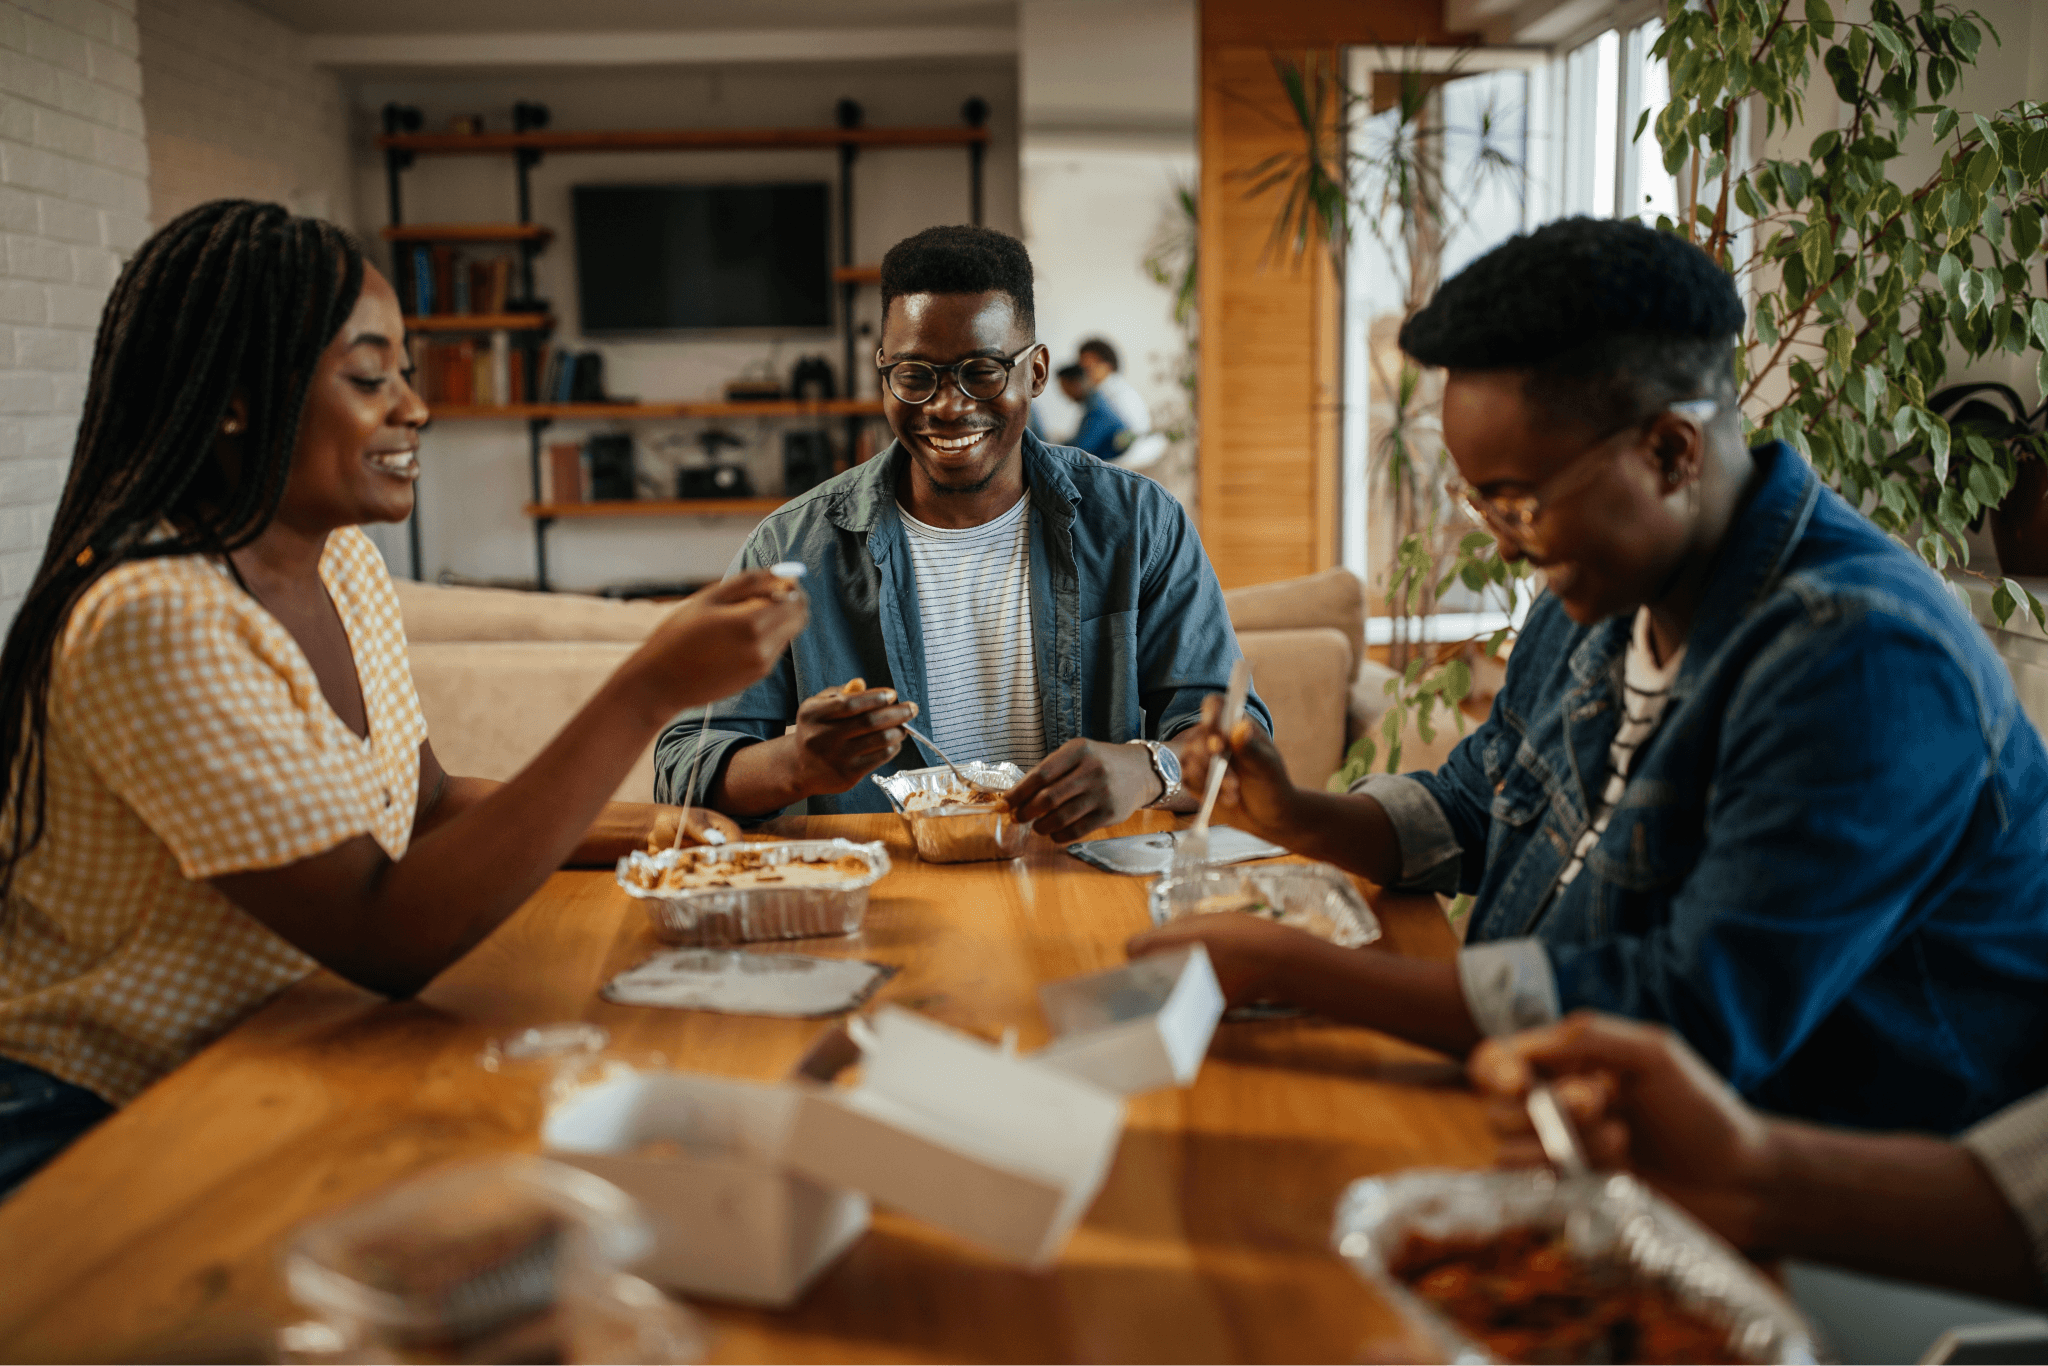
left=1056, top=362, right=1087, bottom=383
left=1399, top=216, right=1745, bottom=433
left=1077, top=337, right=1119, bottom=370
left=880, top=225, right=1035, bottom=335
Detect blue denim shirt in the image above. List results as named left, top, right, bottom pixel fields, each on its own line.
left=1374, top=441, right=2048, bottom=1133
left=654, top=432, right=1270, bottom=815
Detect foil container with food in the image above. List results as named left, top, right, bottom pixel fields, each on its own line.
left=1148, top=862, right=1382, bottom=948
left=872, top=762, right=1029, bottom=863
left=616, top=839, right=890, bottom=945
left=1332, top=1170, right=1820, bottom=1365
left=279, top=1154, right=705, bottom=1363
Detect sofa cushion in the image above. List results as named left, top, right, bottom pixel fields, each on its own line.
left=409, top=641, right=656, bottom=804
left=395, top=578, right=669, bottom=644
left=1234, top=627, right=1351, bottom=788
left=1222, top=567, right=1364, bottom=679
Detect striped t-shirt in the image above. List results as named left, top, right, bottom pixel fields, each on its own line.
left=1554, top=607, right=1686, bottom=892
left=898, top=495, right=1047, bottom=768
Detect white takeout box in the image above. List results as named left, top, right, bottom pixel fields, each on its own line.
left=781, top=1006, right=1126, bottom=1268
left=1032, top=945, right=1224, bottom=1094
left=542, top=1069, right=870, bottom=1308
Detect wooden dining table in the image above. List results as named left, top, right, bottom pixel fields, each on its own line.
left=0, top=811, right=1494, bottom=1364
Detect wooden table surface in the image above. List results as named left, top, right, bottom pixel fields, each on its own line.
left=0, top=813, right=1493, bottom=1364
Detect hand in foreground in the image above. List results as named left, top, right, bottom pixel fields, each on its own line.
left=1006, top=738, right=1162, bottom=843
left=1183, top=693, right=1298, bottom=842
left=1469, top=1012, right=1777, bottom=1249
left=1126, top=912, right=1322, bottom=1007
left=639, top=569, right=809, bottom=711
left=790, top=680, right=919, bottom=795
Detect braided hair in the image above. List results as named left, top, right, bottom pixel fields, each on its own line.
left=0, top=199, right=365, bottom=898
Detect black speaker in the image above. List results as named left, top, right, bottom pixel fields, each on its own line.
left=677, top=464, right=753, bottom=499
left=783, top=431, right=833, bottom=496
left=586, top=434, right=635, bottom=501
left=789, top=356, right=835, bottom=401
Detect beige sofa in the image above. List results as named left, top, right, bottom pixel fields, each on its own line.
left=393, top=567, right=1373, bottom=803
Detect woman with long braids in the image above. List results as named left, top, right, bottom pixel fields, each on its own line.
left=0, top=201, right=807, bottom=1196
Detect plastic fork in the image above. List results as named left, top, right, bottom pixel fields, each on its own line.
left=1171, top=658, right=1253, bottom=876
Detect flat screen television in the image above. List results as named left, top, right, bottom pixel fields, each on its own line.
left=572, top=182, right=832, bottom=333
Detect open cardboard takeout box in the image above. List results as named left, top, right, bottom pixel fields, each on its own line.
left=543, top=946, right=1226, bottom=1290
left=541, top=1070, right=870, bottom=1309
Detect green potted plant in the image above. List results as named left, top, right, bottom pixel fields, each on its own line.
left=1247, top=50, right=1529, bottom=781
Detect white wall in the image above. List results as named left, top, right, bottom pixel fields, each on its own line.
left=348, top=58, right=1019, bottom=591
left=1017, top=0, right=1194, bottom=495
left=137, top=0, right=355, bottom=229
left=0, top=0, right=151, bottom=629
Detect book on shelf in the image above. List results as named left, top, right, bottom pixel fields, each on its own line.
left=402, top=245, right=519, bottom=319
left=547, top=441, right=586, bottom=503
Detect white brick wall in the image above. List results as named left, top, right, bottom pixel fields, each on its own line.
left=137, top=0, right=353, bottom=230
left=0, top=0, right=151, bottom=629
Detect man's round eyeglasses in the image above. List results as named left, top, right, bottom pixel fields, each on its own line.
left=876, top=344, right=1040, bottom=405
left=1447, top=398, right=1721, bottom=558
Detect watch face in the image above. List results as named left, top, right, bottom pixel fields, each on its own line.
left=1156, top=743, right=1182, bottom=785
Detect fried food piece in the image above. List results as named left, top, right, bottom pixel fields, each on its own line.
left=1389, top=1226, right=1737, bottom=1364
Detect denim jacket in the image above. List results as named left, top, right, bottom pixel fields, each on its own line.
left=1373, top=441, right=2048, bottom=1133
left=654, top=432, right=1270, bottom=816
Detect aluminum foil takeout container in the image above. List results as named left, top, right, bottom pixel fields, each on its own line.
left=1332, top=1169, right=1820, bottom=1365
left=1148, top=862, right=1382, bottom=948
left=872, top=762, right=1029, bottom=863
left=616, top=839, right=890, bottom=945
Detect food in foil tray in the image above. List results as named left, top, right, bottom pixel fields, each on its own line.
left=903, top=780, right=1009, bottom=814
left=1149, top=864, right=1381, bottom=948
left=621, top=844, right=873, bottom=892
left=1184, top=889, right=1348, bottom=942
left=616, top=839, right=891, bottom=946
left=1391, top=1225, right=1737, bottom=1365
left=874, top=763, right=1031, bottom=863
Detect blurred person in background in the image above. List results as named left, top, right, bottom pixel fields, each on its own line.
left=1077, top=337, right=1151, bottom=437
left=1058, top=362, right=1130, bottom=461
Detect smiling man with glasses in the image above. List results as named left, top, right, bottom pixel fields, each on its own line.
left=656, top=224, right=1267, bottom=834
left=1132, top=216, right=2048, bottom=1135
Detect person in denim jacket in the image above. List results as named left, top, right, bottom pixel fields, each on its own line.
left=1133, top=217, right=2048, bottom=1134
left=656, top=226, right=1268, bottom=836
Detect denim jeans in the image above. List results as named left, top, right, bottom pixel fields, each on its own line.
left=0, top=1056, right=111, bottom=1201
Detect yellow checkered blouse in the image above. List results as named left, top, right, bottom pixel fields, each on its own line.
left=0, top=526, right=426, bottom=1104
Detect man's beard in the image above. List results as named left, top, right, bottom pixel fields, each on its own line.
left=929, top=461, right=1006, bottom=497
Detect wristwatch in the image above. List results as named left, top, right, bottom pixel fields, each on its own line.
left=1127, top=738, right=1183, bottom=807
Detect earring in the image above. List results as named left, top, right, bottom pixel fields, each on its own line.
left=221, top=418, right=244, bottom=435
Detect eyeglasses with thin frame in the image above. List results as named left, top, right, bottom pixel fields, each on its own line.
left=875, top=344, right=1041, bottom=405
left=1447, top=398, right=1721, bottom=558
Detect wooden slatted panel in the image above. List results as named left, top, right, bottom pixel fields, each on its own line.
left=1196, top=0, right=1467, bottom=590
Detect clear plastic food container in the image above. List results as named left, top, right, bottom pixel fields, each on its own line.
left=1332, top=1169, right=1820, bottom=1365
left=616, top=839, right=890, bottom=945
left=279, top=1154, right=705, bottom=1363
left=872, top=762, right=1030, bottom=863
left=1148, top=862, right=1383, bottom=947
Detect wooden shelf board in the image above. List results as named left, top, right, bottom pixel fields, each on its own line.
left=527, top=498, right=788, bottom=520
left=833, top=264, right=881, bottom=285
left=432, top=400, right=885, bottom=420
left=383, top=223, right=553, bottom=244
left=380, top=126, right=989, bottom=155
left=405, top=313, right=553, bottom=332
